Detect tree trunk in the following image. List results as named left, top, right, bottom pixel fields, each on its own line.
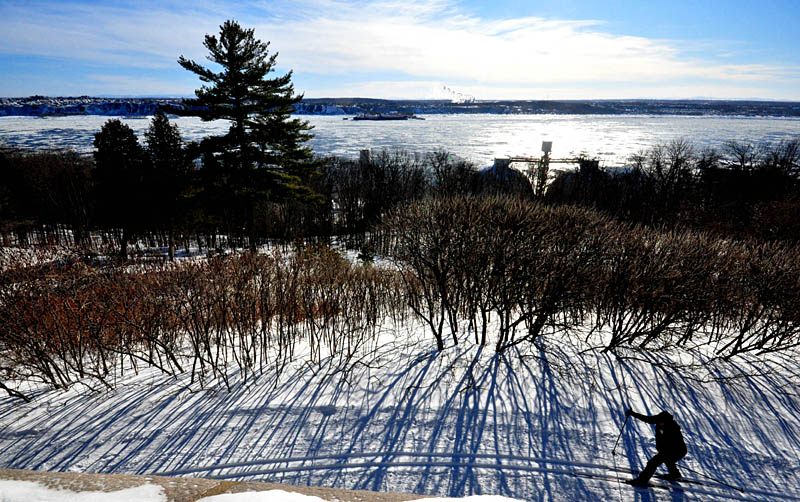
left=120, top=229, right=130, bottom=261
left=168, top=226, right=175, bottom=261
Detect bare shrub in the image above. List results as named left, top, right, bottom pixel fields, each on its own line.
left=592, top=228, right=722, bottom=352
left=427, top=150, right=479, bottom=197
left=712, top=241, right=800, bottom=358
left=0, top=261, right=121, bottom=392
left=385, top=196, right=609, bottom=353
left=4, top=190, right=800, bottom=398
left=0, top=242, right=410, bottom=396
left=386, top=194, right=800, bottom=360
left=385, top=196, right=480, bottom=350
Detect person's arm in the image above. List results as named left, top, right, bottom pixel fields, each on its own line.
left=625, top=408, right=658, bottom=424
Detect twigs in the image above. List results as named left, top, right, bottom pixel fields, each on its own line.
left=385, top=195, right=800, bottom=362
left=0, top=245, right=411, bottom=395
left=3, top=191, right=800, bottom=397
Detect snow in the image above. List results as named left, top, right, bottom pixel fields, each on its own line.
left=2, top=321, right=800, bottom=502
left=198, top=492, right=522, bottom=502
left=0, top=480, right=166, bottom=502
left=0, top=480, right=527, bottom=502
left=198, top=491, right=328, bottom=502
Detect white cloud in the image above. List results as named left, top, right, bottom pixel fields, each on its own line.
left=1, top=0, right=798, bottom=98
left=261, top=2, right=795, bottom=85
left=84, top=74, right=193, bottom=96
left=0, top=1, right=220, bottom=68
left=302, top=80, right=782, bottom=101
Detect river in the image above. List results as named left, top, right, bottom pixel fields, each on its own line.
left=1, top=114, right=798, bottom=167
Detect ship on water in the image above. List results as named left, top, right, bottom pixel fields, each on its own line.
left=351, top=112, right=424, bottom=121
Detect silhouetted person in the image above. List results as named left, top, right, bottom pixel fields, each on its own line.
left=625, top=408, right=687, bottom=486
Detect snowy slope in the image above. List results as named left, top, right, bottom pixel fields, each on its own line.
left=1, top=326, right=799, bottom=502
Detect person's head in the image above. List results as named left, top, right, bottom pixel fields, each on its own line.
left=656, top=410, right=673, bottom=422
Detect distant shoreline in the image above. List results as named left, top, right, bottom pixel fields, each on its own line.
left=2, top=96, right=800, bottom=118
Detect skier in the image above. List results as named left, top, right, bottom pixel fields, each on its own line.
left=624, top=408, right=687, bottom=486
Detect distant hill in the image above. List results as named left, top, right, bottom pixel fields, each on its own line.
left=2, top=95, right=800, bottom=117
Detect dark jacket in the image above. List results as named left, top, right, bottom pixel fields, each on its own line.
left=631, top=410, right=687, bottom=458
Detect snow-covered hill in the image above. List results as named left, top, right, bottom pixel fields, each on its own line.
left=3, top=96, right=800, bottom=117
left=1, top=326, right=799, bottom=502
left=0, top=97, right=180, bottom=117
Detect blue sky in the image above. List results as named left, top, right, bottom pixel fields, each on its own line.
left=1, top=0, right=799, bottom=100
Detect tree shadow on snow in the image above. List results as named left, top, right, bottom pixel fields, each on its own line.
left=1, top=338, right=798, bottom=502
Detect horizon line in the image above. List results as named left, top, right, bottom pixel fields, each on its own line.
left=4, top=95, right=800, bottom=103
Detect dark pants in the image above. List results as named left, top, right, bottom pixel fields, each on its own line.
left=637, top=451, right=685, bottom=482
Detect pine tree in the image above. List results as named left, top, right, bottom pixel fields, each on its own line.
left=177, top=19, right=319, bottom=249
left=93, top=119, right=147, bottom=260
left=145, top=111, right=191, bottom=260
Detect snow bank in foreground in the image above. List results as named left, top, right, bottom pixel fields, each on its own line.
left=198, top=491, right=327, bottom=502
left=0, top=480, right=525, bottom=502
left=0, top=480, right=166, bottom=502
